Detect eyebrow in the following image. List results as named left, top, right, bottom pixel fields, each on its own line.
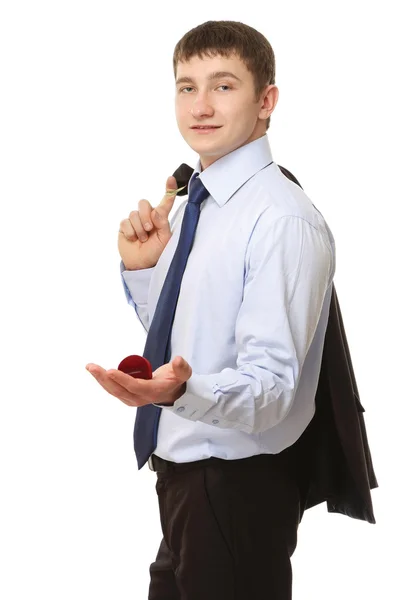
left=175, top=71, right=242, bottom=86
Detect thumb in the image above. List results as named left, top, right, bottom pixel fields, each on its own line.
left=172, top=356, right=192, bottom=381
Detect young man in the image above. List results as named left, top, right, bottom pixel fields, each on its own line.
left=87, top=20, right=335, bottom=599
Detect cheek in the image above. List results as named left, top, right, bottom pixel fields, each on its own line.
left=221, top=98, right=251, bottom=119
left=175, top=101, right=189, bottom=123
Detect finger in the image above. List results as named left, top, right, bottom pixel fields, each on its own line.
left=119, top=218, right=137, bottom=241
left=86, top=364, right=138, bottom=405
left=156, top=176, right=180, bottom=217
left=129, top=210, right=148, bottom=243
left=86, top=363, right=106, bottom=376
left=108, top=369, right=170, bottom=401
left=138, top=199, right=154, bottom=232
left=107, top=369, right=149, bottom=393
left=171, top=356, right=192, bottom=380
left=164, top=185, right=187, bottom=196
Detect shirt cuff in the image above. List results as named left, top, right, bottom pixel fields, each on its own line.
left=153, top=372, right=252, bottom=432
left=120, top=261, right=154, bottom=305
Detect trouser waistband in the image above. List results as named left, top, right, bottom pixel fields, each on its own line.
left=149, top=451, right=292, bottom=475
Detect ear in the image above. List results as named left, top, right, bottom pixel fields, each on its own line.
left=258, top=85, right=279, bottom=121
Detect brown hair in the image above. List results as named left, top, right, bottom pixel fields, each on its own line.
left=173, top=20, right=276, bottom=131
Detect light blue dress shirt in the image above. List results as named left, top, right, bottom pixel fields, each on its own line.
left=121, top=134, right=336, bottom=464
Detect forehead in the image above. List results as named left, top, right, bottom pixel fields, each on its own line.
left=175, top=53, right=250, bottom=80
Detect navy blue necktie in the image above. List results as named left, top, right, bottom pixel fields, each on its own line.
left=133, top=175, right=209, bottom=469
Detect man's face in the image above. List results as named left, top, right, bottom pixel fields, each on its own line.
left=175, top=53, right=278, bottom=169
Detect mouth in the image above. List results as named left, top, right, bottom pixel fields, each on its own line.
left=190, top=125, right=222, bottom=134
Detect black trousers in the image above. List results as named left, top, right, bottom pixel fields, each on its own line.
left=148, top=441, right=310, bottom=600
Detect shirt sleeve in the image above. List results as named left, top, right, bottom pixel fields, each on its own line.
left=120, top=261, right=155, bottom=333
left=158, top=214, right=334, bottom=434
left=120, top=200, right=186, bottom=333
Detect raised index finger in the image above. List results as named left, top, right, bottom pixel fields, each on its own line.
left=164, top=185, right=187, bottom=196
left=157, top=175, right=187, bottom=216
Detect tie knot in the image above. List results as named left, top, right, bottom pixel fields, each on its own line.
left=188, top=175, right=209, bottom=206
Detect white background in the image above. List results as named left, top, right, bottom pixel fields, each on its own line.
left=1, top=1, right=398, bottom=598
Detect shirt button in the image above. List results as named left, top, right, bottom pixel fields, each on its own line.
left=212, top=419, right=219, bottom=424
left=176, top=407, right=185, bottom=413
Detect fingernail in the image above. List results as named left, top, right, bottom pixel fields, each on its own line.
left=144, top=222, right=152, bottom=230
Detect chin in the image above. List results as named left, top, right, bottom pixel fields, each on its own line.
left=189, top=137, right=231, bottom=155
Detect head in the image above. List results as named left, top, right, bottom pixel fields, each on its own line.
left=173, top=21, right=279, bottom=169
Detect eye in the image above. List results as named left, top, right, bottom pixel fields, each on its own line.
left=217, top=85, right=231, bottom=91
left=180, top=86, right=194, bottom=93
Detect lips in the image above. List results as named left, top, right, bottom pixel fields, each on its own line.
left=191, top=125, right=222, bottom=129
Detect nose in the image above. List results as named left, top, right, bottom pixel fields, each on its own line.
left=190, top=94, right=214, bottom=119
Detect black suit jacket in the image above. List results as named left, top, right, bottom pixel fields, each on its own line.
left=172, top=162, right=378, bottom=524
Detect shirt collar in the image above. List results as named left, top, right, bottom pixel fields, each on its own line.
left=188, top=133, right=274, bottom=207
